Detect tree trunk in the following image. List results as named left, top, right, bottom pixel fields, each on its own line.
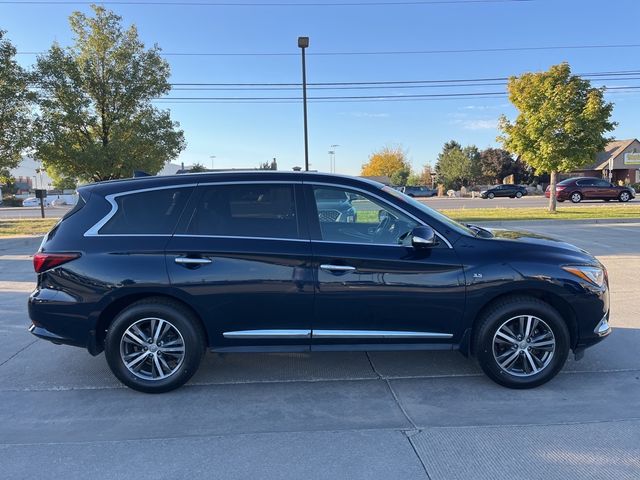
left=549, top=170, right=558, bottom=213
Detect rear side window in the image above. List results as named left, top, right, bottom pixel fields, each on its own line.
left=100, top=187, right=193, bottom=235
left=186, top=184, right=299, bottom=239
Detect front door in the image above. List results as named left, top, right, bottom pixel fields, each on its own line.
left=165, top=182, right=314, bottom=351
left=305, top=184, right=466, bottom=349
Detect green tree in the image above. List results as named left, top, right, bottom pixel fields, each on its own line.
left=0, top=30, right=35, bottom=177
left=48, top=168, right=78, bottom=190
left=34, top=6, right=185, bottom=182
left=361, top=146, right=411, bottom=182
left=435, top=141, right=480, bottom=189
left=187, top=163, right=208, bottom=172
left=498, top=63, right=615, bottom=212
left=479, top=148, right=515, bottom=184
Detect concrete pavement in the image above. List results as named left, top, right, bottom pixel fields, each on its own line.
left=0, top=223, right=639, bottom=479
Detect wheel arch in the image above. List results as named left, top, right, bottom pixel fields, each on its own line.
left=465, top=289, right=578, bottom=357
left=94, top=292, right=210, bottom=353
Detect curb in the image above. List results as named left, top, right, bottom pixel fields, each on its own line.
left=476, top=218, right=640, bottom=227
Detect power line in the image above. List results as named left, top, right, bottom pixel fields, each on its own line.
left=149, top=85, right=640, bottom=103
left=16, top=43, right=640, bottom=57
left=0, top=0, right=535, bottom=6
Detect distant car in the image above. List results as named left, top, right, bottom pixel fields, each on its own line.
left=481, top=184, right=528, bottom=199
left=545, top=177, right=636, bottom=203
left=400, top=186, right=437, bottom=198
left=22, top=197, right=53, bottom=207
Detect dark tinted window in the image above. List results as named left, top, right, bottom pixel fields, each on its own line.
left=594, top=180, right=612, bottom=187
left=576, top=179, right=596, bottom=186
left=558, top=178, right=577, bottom=186
left=100, top=187, right=193, bottom=235
left=187, top=184, right=299, bottom=239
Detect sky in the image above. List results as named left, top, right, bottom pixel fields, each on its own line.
left=2, top=0, right=639, bottom=175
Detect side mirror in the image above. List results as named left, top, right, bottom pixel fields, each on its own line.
left=411, top=225, right=437, bottom=249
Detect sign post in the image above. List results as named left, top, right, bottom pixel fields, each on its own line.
left=35, top=189, right=47, bottom=219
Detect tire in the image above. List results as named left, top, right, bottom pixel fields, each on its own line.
left=557, top=199, right=565, bottom=202
left=515, top=191, right=523, bottom=198
left=473, top=296, right=570, bottom=389
left=570, top=192, right=582, bottom=203
left=619, top=191, right=631, bottom=202
left=105, top=297, right=206, bottom=393
left=487, top=192, right=495, bottom=199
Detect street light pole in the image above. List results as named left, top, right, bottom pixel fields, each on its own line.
left=209, top=155, right=216, bottom=170
left=298, top=36, right=310, bottom=171
left=330, top=144, right=340, bottom=173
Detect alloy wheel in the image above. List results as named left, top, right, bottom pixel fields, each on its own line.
left=492, top=315, right=556, bottom=377
left=620, top=192, right=630, bottom=202
left=120, top=317, right=186, bottom=381
left=571, top=193, right=581, bottom=203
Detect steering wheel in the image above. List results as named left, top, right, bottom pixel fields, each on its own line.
left=373, top=212, right=397, bottom=240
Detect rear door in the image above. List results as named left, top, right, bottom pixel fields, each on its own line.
left=305, top=183, right=466, bottom=348
left=165, top=181, right=314, bottom=351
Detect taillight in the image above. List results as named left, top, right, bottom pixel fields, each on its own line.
left=556, top=186, right=566, bottom=191
left=33, top=252, right=81, bottom=273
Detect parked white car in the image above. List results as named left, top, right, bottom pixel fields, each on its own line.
left=22, top=197, right=53, bottom=207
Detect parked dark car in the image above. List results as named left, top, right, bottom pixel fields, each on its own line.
left=400, top=185, right=437, bottom=197
left=480, top=184, right=528, bottom=199
left=545, top=177, right=635, bottom=203
left=29, top=172, right=610, bottom=393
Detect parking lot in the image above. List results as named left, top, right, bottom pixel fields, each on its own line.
left=1, top=221, right=639, bottom=480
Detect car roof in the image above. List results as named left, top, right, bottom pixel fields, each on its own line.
left=80, top=170, right=386, bottom=196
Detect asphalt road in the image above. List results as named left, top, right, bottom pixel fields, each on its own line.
left=1, top=195, right=638, bottom=219
left=1, top=222, right=639, bottom=479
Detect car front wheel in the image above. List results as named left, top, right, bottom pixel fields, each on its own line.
left=105, top=298, right=206, bottom=393
left=474, top=296, right=569, bottom=389
left=515, top=191, right=523, bottom=198
left=487, top=192, right=495, bottom=199
left=619, top=191, right=631, bottom=202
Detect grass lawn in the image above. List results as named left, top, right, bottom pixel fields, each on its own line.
left=0, top=219, right=58, bottom=236
left=442, top=205, right=640, bottom=222
left=1, top=205, right=640, bottom=236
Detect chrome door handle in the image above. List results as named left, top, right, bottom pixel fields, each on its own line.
left=175, top=257, right=212, bottom=265
left=320, top=264, right=356, bottom=273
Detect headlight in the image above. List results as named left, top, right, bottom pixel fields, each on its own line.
left=562, top=265, right=606, bottom=287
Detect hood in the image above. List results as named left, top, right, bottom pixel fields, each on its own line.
left=488, top=227, right=591, bottom=256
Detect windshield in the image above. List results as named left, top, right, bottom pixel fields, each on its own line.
left=382, top=186, right=475, bottom=237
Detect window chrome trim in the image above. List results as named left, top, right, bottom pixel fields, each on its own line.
left=84, top=183, right=198, bottom=237
left=312, top=330, right=453, bottom=339
left=173, top=234, right=309, bottom=242
left=223, top=329, right=311, bottom=339
left=307, top=181, right=453, bottom=249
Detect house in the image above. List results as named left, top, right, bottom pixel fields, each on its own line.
left=573, top=139, right=640, bottom=184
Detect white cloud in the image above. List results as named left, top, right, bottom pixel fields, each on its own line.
left=461, top=119, right=497, bottom=130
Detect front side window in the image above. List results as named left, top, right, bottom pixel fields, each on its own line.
left=312, top=186, right=418, bottom=245
left=100, top=187, right=193, bottom=235
left=186, top=184, right=299, bottom=239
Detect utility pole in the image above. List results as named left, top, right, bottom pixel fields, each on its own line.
left=329, top=144, right=340, bottom=173
left=298, top=37, right=310, bottom=171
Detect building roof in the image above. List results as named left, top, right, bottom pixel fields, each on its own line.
left=577, top=139, right=638, bottom=171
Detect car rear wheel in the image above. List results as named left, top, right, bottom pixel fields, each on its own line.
left=570, top=192, right=582, bottom=203
left=619, top=191, right=631, bottom=202
left=515, top=191, right=523, bottom=198
left=487, top=192, right=495, bottom=199
left=105, top=298, right=205, bottom=393
left=474, top=296, right=569, bottom=389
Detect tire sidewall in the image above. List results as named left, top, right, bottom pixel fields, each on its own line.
left=105, top=302, right=204, bottom=393
left=475, top=300, right=570, bottom=389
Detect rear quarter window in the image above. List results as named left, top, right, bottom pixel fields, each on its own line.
left=99, top=187, right=194, bottom=235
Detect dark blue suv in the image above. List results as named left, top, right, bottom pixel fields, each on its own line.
left=29, top=171, right=610, bottom=392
